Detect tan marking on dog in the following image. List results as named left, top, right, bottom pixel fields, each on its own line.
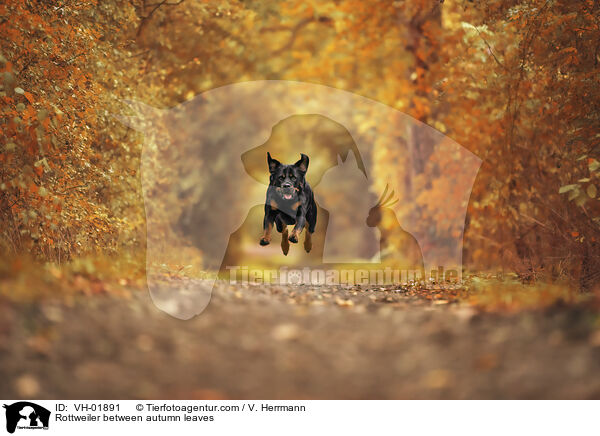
left=281, top=227, right=290, bottom=255
left=304, top=230, right=312, bottom=253
left=261, top=221, right=273, bottom=243
left=270, top=200, right=278, bottom=210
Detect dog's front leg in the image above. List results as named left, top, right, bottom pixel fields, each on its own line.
left=289, top=208, right=306, bottom=244
left=260, top=206, right=276, bottom=246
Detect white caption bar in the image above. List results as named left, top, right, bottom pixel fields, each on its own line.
left=1, top=400, right=597, bottom=435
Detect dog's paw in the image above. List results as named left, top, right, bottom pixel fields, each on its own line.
left=288, top=234, right=298, bottom=244
left=259, top=238, right=270, bottom=246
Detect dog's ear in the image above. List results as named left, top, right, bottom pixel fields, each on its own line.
left=267, top=152, right=281, bottom=173
left=294, top=153, right=309, bottom=173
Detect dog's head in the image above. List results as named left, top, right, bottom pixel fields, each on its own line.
left=267, top=152, right=309, bottom=201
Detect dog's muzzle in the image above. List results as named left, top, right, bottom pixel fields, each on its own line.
left=277, top=185, right=295, bottom=200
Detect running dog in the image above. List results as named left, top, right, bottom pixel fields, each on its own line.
left=260, top=152, right=317, bottom=255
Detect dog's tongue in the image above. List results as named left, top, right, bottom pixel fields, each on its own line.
left=283, top=194, right=292, bottom=200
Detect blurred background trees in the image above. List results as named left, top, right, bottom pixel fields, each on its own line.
left=1, top=0, right=598, bottom=289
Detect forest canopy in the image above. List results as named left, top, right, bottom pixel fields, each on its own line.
left=1, top=0, right=599, bottom=291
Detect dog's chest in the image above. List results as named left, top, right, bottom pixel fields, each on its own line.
left=270, top=198, right=300, bottom=221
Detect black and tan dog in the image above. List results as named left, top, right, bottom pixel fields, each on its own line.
left=260, top=152, right=317, bottom=255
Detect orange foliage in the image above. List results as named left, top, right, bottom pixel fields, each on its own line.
left=0, top=0, right=598, bottom=291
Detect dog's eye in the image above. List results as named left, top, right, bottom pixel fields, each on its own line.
left=278, top=176, right=284, bottom=181
left=291, top=176, right=296, bottom=181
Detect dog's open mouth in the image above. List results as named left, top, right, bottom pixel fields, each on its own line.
left=276, top=187, right=295, bottom=200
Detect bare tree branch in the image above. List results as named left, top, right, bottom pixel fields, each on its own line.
left=264, top=16, right=332, bottom=55
left=137, top=0, right=185, bottom=37
left=474, top=27, right=508, bottom=71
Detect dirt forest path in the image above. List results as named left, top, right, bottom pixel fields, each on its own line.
left=1, top=280, right=600, bottom=399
